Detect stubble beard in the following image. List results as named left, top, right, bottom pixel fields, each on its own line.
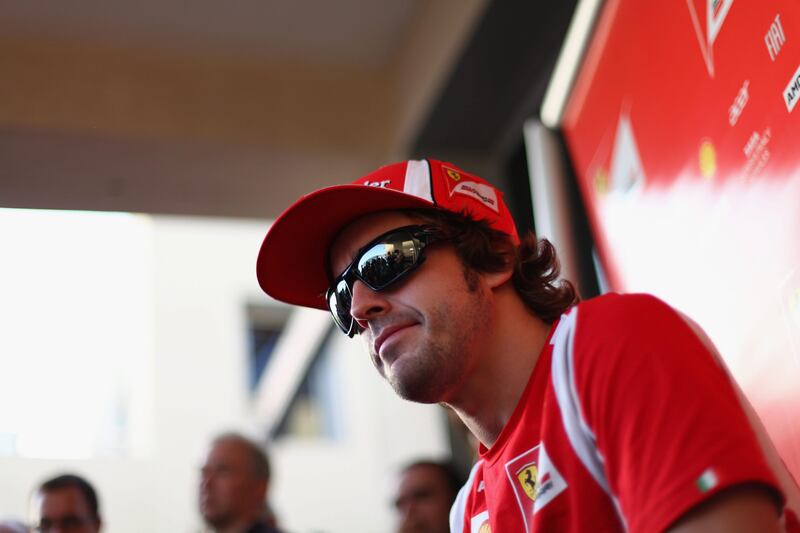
left=386, top=283, right=491, bottom=404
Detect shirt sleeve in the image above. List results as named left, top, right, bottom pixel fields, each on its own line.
left=572, top=293, right=784, bottom=533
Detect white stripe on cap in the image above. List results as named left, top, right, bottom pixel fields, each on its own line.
left=403, top=160, right=434, bottom=202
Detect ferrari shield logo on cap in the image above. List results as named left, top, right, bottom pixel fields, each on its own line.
left=441, top=165, right=500, bottom=213
left=445, top=167, right=462, bottom=182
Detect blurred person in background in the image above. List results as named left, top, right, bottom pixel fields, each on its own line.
left=199, top=432, right=282, bottom=533
left=30, top=473, right=101, bottom=533
left=393, top=459, right=464, bottom=533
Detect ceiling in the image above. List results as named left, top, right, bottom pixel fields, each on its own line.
left=0, top=0, right=418, bottom=66
left=0, top=0, right=576, bottom=220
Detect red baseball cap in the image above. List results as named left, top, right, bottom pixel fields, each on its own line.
left=256, top=159, right=519, bottom=310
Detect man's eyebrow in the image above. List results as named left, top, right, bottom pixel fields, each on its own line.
left=346, top=247, right=359, bottom=264
left=332, top=248, right=358, bottom=274
left=347, top=238, right=371, bottom=265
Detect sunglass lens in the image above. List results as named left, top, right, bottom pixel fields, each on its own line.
left=327, top=227, right=430, bottom=337
left=356, top=235, right=419, bottom=289
left=329, top=279, right=354, bottom=335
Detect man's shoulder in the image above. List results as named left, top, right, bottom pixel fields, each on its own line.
left=573, top=292, right=680, bottom=329
left=562, top=292, right=699, bottom=363
left=576, top=291, right=670, bottom=313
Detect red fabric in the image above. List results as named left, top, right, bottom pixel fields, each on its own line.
left=454, top=293, right=793, bottom=532
left=256, top=159, right=518, bottom=309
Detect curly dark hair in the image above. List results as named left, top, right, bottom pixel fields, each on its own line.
left=407, top=208, right=578, bottom=323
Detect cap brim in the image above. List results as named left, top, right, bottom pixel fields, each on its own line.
left=256, top=184, right=437, bottom=310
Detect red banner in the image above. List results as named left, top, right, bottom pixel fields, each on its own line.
left=562, top=0, right=800, bottom=481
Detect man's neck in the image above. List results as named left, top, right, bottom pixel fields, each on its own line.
left=444, top=284, right=552, bottom=448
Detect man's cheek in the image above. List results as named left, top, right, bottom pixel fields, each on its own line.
left=364, top=340, right=386, bottom=376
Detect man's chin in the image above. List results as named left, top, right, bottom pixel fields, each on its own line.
left=200, top=506, right=222, bottom=525
left=389, top=375, right=444, bottom=404
left=203, top=515, right=231, bottom=531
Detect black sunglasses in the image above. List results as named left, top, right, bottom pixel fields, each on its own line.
left=326, top=225, right=440, bottom=337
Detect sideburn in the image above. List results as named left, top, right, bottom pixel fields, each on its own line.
left=463, top=264, right=481, bottom=292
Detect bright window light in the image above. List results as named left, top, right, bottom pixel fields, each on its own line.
left=0, top=208, right=154, bottom=459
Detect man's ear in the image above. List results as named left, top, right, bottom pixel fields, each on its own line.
left=482, top=265, right=514, bottom=290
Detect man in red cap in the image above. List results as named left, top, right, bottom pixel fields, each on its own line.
left=257, top=159, right=799, bottom=532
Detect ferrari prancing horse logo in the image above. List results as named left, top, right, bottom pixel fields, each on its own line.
left=504, top=443, right=568, bottom=531
left=445, top=167, right=462, bottom=182
left=517, top=464, right=539, bottom=501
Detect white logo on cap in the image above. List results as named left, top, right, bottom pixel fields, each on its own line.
left=452, top=181, right=499, bottom=213
left=364, top=180, right=391, bottom=188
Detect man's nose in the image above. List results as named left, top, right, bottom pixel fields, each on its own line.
left=350, top=280, right=390, bottom=325
left=200, top=470, right=214, bottom=489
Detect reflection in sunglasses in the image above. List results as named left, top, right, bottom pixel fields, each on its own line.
left=327, top=226, right=439, bottom=337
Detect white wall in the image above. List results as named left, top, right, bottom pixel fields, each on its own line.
left=0, top=212, right=449, bottom=533
left=271, top=331, right=450, bottom=532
